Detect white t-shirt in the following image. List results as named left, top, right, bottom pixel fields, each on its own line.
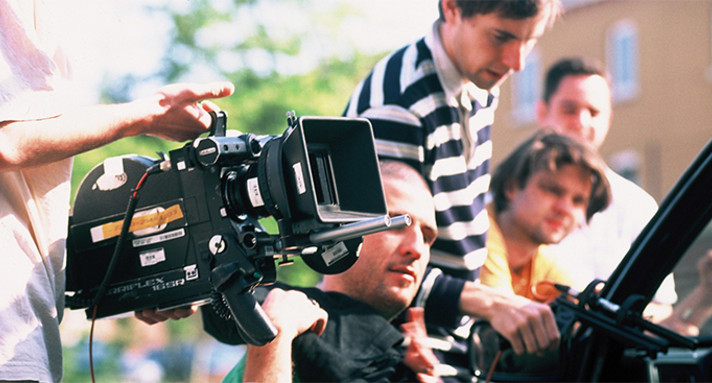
left=0, top=0, right=74, bottom=381
left=549, top=167, right=678, bottom=304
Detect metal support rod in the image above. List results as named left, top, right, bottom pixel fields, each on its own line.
left=309, top=214, right=411, bottom=244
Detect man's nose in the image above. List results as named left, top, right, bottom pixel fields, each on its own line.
left=564, top=111, right=591, bottom=137
left=576, top=110, right=593, bottom=130
left=503, top=43, right=526, bottom=72
left=399, top=226, right=424, bottom=260
left=553, top=196, right=576, bottom=216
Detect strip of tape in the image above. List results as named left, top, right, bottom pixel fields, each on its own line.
left=90, top=204, right=184, bottom=243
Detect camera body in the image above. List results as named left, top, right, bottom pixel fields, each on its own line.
left=65, top=112, right=393, bottom=344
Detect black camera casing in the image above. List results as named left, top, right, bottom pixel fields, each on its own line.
left=65, top=114, right=390, bottom=344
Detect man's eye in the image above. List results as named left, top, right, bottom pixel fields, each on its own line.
left=422, top=230, right=436, bottom=245
left=562, top=107, right=578, bottom=115
left=573, top=196, right=588, bottom=207
left=542, top=185, right=563, bottom=196
left=494, top=34, right=508, bottom=42
left=391, top=225, right=407, bottom=234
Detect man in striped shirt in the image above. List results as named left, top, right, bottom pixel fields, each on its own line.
left=344, top=0, right=563, bottom=364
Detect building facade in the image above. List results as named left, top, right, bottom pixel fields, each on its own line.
left=492, top=0, right=712, bottom=202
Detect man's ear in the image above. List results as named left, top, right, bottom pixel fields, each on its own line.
left=535, top=100, right=549, bottom=127
left=441, top=0, right=460, bottom=23
left=504, top=181, right=519, bottom=201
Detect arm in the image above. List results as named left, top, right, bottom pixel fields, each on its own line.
left=243, top=288, right=328, bottom=383
left=80, top=82, right=233, bottom=326
left=422, top=271, right=559, bottom=355
left=0, top=82, right=233, bottom=171
left=660, top=250, right=712, bottom=336
left=401, top=307, right=442, bottom=383
left=661, top=287, right=712, bottom=336
left=459, top=281, right=560, bottom=355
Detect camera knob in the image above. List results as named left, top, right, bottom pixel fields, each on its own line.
left=209, top=235, right=227, bottom=255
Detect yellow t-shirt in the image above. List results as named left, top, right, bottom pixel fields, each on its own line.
left=480, top=204, right=581, bottom=302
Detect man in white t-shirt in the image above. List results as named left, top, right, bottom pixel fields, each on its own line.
left=535, top=56, right=677, bottom=318
left=0, top=1, right=233, bottom=381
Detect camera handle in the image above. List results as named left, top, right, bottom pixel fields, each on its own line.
left=209, top=234, right=279, bottom=346
left=208, top=110, right=227, bottom=137
left=217, top=275, right=278, bottom=346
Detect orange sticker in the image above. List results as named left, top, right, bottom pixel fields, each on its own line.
left=90, top=204, right=184, bottom=243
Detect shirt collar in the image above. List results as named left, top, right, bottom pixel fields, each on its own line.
left=425, top=20, right=497, bottom=108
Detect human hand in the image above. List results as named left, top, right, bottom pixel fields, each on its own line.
left=698, top=250, right=712, bottom=291
left=261, top=288, right=328, bottom=340
left=490, top=294, right=560, bottom=355
left=134, top=304, right=198, bottom=325
left=400, top=307, right=442, bottom=383
left=133, top=81, right=234, bottom=142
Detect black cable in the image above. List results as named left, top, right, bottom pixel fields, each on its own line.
left=90, top=177, right=143, bottom=309
left=89, top=163, right=161, bottom=309
left=87, top=163, right=160, bottom=383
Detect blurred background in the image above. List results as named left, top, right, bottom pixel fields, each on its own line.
left=58, top=0, right=712, bottom=382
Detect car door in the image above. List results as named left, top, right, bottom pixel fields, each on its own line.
left=563, top=137, right=712, bottom=382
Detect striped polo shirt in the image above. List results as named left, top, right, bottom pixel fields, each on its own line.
left=344, top=21, right=498, bottom=282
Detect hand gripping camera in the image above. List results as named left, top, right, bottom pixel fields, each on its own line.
left=65, top=111, right=409, bottom=345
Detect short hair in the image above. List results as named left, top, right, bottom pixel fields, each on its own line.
left=379, top=160, right=430, bottom=194
left=542, top=56, right=610, bottom=103
left=438, top=0, right=562, bottom=28
left=490, top=131, right=610, bottom=222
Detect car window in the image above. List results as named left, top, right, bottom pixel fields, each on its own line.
left=659, top=218, right=712, bottom=336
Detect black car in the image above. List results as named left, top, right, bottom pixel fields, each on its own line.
left=469, top=138, right=712, bottom=382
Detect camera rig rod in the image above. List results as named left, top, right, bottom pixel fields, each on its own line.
left=553, top=280, right=697, bottom=356
left=308, top=214, right=411, bottom=244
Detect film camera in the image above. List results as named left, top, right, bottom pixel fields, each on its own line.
left=65, top=111, right=408, bottom=345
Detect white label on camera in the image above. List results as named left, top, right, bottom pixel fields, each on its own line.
left=293, top=162, right=306, bottom=195
left=247, top=177, right=264, bottom=207
left=94, top=157, right=127, bottom=191
left=322, top=242, right=349, bottom=266
left=139, top=247, right=166, bottom=267
left=184, top=264, right=199, bottom=281
left=132, top=228, right=186, bottom=248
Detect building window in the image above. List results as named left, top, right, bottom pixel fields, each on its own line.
left=607, top=20, right=640, bottom=102
left=707, top=7, right=712, bottom=82
left=511, top=50, right=540, bottom=124
left=609, top=150, right=643, bottom=185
